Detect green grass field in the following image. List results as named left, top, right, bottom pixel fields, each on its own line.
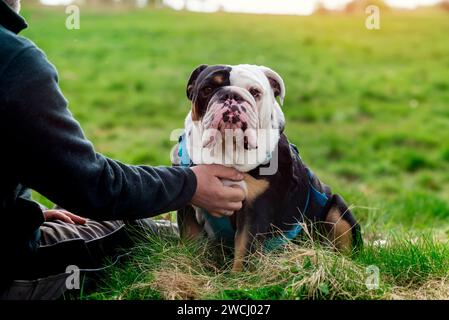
left=21, top=5, right=449, bottom=299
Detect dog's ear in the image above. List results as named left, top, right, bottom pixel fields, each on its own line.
left=186, top=64, right=208, bottom=100
left=259, top=66, right=286, bottom=106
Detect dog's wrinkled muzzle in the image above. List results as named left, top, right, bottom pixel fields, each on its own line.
left=202, top=92, right=258, bottom=149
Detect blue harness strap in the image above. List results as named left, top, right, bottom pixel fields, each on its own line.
left=178, top=134, right=193, bottom=167
left=202, top=211, right=236, bottom=244
left=308, top=169, right=329, bottom=207
left=177, top=134, right=329, bottom=251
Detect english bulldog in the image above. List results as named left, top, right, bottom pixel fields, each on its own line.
left=173, top=64, right=362, bottom=271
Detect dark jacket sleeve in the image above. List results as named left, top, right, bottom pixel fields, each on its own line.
left=0, top=46, right=197, bottom=220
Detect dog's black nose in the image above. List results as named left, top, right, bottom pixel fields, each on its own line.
left=221, top=91, right=243, bottom=103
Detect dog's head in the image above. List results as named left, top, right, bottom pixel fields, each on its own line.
left=186, top=64, right=285, bottom=150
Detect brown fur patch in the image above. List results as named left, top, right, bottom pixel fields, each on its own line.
left=191, top=103, right=200, bottom=121
left=212, top=75, right=225, bottom=85
left=232, top=227, right=249, bottom=272
left=325, top=207, right=353, bottom=252
left=244, top=173, right=269, bottom=205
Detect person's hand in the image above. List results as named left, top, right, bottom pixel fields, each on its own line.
left=191, top=164, right=246, bottom=217
left=43, top=209, right=87, bottom=225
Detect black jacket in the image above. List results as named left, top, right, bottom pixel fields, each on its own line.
left=0, top=1, right=196, bottom=267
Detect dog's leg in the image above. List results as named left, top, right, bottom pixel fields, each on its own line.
left=232, top=175, right=270, bottom=272
left=177, top=205, right=203, bottom=241
left=232, top=207, right=254, bottom=272
left=232, top=208, right=269, bottom=272
left=232, top=224, right=250, bottom=272
left=324, top=205, right=353, bottom=253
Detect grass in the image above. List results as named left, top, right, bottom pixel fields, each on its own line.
left=19, top=4, right=449, bottom=299
left=85, top=231, right=449, bottom=300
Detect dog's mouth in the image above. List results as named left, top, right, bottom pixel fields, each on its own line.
left=201, top=87, right=258, bottom=150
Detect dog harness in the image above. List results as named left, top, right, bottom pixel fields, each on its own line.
left=177, top=133, right=330, bottom=251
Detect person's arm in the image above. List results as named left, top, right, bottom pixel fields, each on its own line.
left=0, top=46, right=199, bottom=220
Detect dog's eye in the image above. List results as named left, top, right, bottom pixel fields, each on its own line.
left=202, top=86, right=213, bottom=95
left=249, top=88, right=261, bottom=99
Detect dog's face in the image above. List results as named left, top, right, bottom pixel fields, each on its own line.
left=186, top=64, right=285, bottom=150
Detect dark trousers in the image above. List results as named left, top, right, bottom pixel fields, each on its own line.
left=0, top=218, right=177, bottom=300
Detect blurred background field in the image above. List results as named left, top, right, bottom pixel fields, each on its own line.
left=23, top=1, right=449, bottom=236
left=18, top=0, right=449, bottom=299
